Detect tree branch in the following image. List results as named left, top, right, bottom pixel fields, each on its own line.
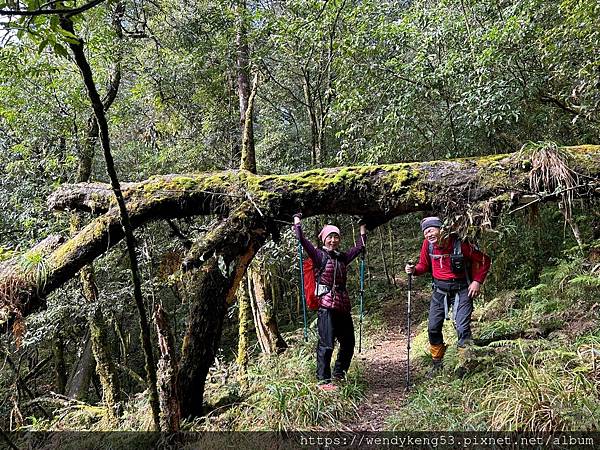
left=0, top=0, right=107, bottom=17
left=2, top=145, right=599, bottom=325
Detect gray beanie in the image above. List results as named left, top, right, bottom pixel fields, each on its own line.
left=420, top=216, right=443, bottom=231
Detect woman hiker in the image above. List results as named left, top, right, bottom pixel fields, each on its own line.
left=293, top=214, right=367, bottom=391
left=405, top=216, right=491, bottom=376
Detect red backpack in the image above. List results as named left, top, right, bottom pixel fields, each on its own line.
left=303, top=254, right=329, bottom=310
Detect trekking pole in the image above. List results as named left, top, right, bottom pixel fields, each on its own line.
left=358, top=237, right=366, bottom=353
left=406, top=263, right=413, bottom=391
left=297, top=239, right=308, bottom=342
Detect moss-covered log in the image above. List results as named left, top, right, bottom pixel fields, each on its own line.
left=2, top=145, right=600, bottom=325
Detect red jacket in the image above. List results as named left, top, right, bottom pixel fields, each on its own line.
left=413, top=237, right=490, bottom=284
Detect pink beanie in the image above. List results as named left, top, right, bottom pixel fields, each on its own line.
left=319, top=225, right=340, bottom=243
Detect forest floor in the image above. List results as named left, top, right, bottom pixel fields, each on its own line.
left=345, top=280, right=429, bottom=431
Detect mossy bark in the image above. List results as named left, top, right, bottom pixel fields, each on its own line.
left=72, top=215, right=121, bottom=423
left=177, top=258, right=233, bottom=418
left=178, top=213, right=264, bottom=417
left=89, top=306, right=121, bottom=426
left=236, top=0, right=257, bottom=174
left=236, top=274, right=251, bottom=389
left=52, top=336, right=67, bottom=395
left=249, top=267, right=287, bottom=354
left=154, top=304, right=180, bottom=431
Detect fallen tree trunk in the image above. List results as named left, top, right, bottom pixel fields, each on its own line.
left=2, top=144, right=599, bottom=416
left=1, top=145, right=599, bottom=325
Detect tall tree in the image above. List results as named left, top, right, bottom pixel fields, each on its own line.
left=58, top=9, right=161, bottom=431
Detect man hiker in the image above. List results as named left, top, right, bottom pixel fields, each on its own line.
left=405, top=216, right=491, bottom=376
left=293, top=214, right=367, bottom=391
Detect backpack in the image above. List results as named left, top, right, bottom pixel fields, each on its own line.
left=302, top=253, right=329, bottom=310
left=428, top=237, right=469, bottom=279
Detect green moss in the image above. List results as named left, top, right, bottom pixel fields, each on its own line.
left=48, top=216, right=113, bottom=269
left=473, top=153, right=511, bottom=167
left=277, top=163, right=413, bottom=195
left=564, top=145, right=600, bottom=172
left=143, top=176, right=199, bottom=195
left=383, top=169, right=410, bottom=193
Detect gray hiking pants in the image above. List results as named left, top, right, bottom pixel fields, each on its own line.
left=428, top=279, right=473, bottom=347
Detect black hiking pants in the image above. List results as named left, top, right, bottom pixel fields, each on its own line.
left=317, top=307, right=355, bottom=382
left=428, top=279, right=473, bottom=348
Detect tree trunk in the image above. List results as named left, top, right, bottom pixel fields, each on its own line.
left=154, top=304, right=180, bottom=432
left=52, top=336, right=67, bottom=395
left=249, top=266, right=287, bottom=354
left=236, top=273, right=251, bottom=389
left=89, top=305, right=121, bottom=425
left=236, top=0, right=257, bottom=174
left=178, top=257, right=228, bottom=418
left=72, top=214, right=121, bottom=422
left=178, top=212, right=265, bottom=417
left=66, top=335, right=95, bottom=400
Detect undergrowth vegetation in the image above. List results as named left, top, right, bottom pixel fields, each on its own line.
left=19, top=331, right=366, bottom=432
left=193, top=335, right=365, bottom=431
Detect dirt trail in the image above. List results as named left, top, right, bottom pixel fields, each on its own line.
left=346, top=283, right=428, bottom=431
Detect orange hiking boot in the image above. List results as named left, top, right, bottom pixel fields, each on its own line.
left=317, top=383, right=338, bottom=392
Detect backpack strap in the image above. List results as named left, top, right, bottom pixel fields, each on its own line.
left=428, top=237, right=471, bottom=283
left=453, top=237, right=461, bottom=256
left=428, top=240, right=449, bottom=269
left=453, top=238, right=471, bottom=284
left=316, top=252, right=330, bottom=285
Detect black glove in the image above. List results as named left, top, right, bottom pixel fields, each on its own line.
left=360, top=215, right=391, bottom=231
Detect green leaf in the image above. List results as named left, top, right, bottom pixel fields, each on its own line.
left=52, top=42, right=70, bottom=59
left=56, top=27, right=80, bottom=44
left=37, top=39, right=48, bottom=54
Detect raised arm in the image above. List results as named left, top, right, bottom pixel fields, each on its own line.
left=293, top=215, right=321, bottom=263
left=346, top=224, right=367, bottom=262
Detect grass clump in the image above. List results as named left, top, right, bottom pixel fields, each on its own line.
left=190, top=333, right=365, bottom=431
left=475, top=344, right=600, bottom=431
left=385, top=376, right=488, bottom=431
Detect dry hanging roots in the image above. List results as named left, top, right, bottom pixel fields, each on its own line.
left=527, top=142, right=578, bottom=220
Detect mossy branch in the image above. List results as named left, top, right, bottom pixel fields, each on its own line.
left=2, top=145, right=600, bottom=326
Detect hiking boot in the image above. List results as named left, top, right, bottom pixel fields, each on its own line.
left=427, top=359, right=443, bottom=378
left=317, top=383, right=338, bottom=392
